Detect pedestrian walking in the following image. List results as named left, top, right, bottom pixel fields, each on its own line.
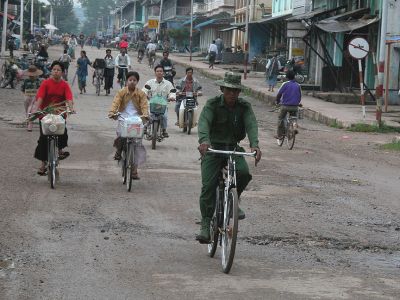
left=21, top=66, right=43, bottom=131
left=215, top=36, right=224, bottom=62
left=104, top=49, right=115, bottom=95
left=76, top=50, right=92, bottom=94
left=208, top=40, right=217, bottom=69
left=266, top=54, right=281, bottom=92
left=59, top=49, right=72, bottom=81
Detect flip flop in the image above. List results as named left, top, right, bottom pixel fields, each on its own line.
left=37, top=168, right=47, bottom=176
left=58, top=151, right=70, bottom=160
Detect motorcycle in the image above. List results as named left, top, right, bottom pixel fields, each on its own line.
left=278, top=58, right=307, bottom=84
left=0, top=60, right=19, bottom=88
left=137, top=49, right=144, bottom=63
left=163, top=66, right=175, bottom=85
left=177, top=87, right=202, bottom=135
left=144, top=85, right=176, bottom=150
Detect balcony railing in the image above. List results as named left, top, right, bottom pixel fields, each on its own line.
left=207, top=0, right=235, bottom=10
left=193, top=3, right=206, bottom=14
left=163, top=6, right=191, bottom=19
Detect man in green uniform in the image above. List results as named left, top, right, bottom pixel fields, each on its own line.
left=196, top=72, right=262, bottom=243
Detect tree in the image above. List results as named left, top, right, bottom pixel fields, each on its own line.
left=78, top=0, right=114, bottom=36
left=48, top=0, right=79, bottom=33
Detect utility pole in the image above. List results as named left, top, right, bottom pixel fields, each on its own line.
left=30, top=0, right=34, bottom=33
left=133, top=0, right=137, bottom=40
left=243, top=0, right=249, bottom=79
left=376, top=0, right=388, bottom=126
left=20, top=0, right=24, bottom=46
left=158, top=0, right=164, bottom=40
left=189, top=0, right=193, bottom=61
left=1, top=0, right=9, bottom=56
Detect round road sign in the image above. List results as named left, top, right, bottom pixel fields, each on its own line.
left=348, top=37, right=369, bottom=59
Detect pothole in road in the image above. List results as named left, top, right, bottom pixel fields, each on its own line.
left=245, top=234, right=400, bottom=253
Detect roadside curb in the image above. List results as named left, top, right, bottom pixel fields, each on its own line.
left=169, top=56, right=345, bottom=129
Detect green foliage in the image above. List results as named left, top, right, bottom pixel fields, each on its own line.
left=166, top=28, right=190, bottom=47
left=78, top=0, right=114, bottom=35
left=380, top=140, right=400, bottom=151
left=329, top=119, right=344, bottom=129
left=347, top=123, right=400, bottom=133
left=49, top=0, right=79, bottom=33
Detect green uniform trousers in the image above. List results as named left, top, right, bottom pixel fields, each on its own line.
left=200, top=150, right=252, bottom=219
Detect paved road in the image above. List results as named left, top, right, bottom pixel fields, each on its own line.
left=0, top=46, right=399, bottom=299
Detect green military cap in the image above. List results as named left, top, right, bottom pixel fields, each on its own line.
left=215, top=72, right=245, bottom=90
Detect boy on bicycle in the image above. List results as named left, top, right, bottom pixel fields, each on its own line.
left=275, top=70, right=302, bottom=139
left=196, top=72, right=262, bottom=243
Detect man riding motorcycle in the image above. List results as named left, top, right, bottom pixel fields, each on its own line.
left=158, top=51, right=176, bottom=84
left=175, top=67, right=202, bottom=125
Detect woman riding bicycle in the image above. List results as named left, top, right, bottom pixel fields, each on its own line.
left=31, top=61, right=74, bottom=176
left=108, top=71, right=148, bottom=179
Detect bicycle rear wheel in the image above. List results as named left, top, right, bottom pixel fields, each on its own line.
left=208, top=186, right=222, bottom=257
left=221, top=188, right=238, bottom=274
left=126, top=143, right=134, bottom=192
left=48, top=138, right=56, bottom=189
left=286, top=122, right=296, bottom=150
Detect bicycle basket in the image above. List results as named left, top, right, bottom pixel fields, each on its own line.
left=41, top=114, right=66, bottom=135
left=149, top=95, right=167, bottom=114
left=118, top=116, right=144, bottom=138
left=94, top=58, right=106, bottom=69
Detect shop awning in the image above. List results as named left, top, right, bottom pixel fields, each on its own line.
left=219, top=24, right=245, bottom=32
left=250, top=13, right=292, bottom=24
left=315, top=16, right=379, bottom=33
left=182, top=17, right=197, bottom=26
left=287, top=6, right=346, bottom=21
left=322, top=7, right=370, bottom=22
left=194, top=19, right=216, bottom=30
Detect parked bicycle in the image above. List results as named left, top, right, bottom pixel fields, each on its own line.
left=275, top=104, right=303, bottom=150
left=206, top=148, right=256, bottom=274
left=111, top=113, right=144, bottom=192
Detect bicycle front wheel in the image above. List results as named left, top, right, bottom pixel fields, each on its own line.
left=151, top=120, right=159, bottom=150
left=286, top=122, right=296, bottom=150
left=48, top=138, right=56, bottom=189
left=221, top=188, right=238, bottom=274
left=121, top=146, right=127, bottom=184
left=126, top=143, right=134, bottom=192
left=187, top=110, right=193, bottom=135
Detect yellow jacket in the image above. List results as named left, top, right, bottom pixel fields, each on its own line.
left=108, top=87, right=149, bottom=119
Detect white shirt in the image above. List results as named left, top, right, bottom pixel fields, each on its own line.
left=142, top=78, right=174, bottom=100
left=115, top=53, right=131, bottom=67
left=122, top=101, right=139, bottom=118
left=208, top=43, right=218, bottom=53
left=146, top=43, right=157, bottom=52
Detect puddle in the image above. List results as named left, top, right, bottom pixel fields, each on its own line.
left=0, top=258, right=15, bottom=270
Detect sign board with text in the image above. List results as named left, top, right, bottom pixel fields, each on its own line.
left=148, top=19, right=159, bottom=29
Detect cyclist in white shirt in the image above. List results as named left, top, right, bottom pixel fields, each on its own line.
left=142, top=65, right=175, bottom=137
left=146, top=41, right=157, bottom=65
left=115, top=49, right=131, bottom=83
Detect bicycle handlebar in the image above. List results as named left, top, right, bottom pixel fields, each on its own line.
left=207, top=148, right=256, bottom=157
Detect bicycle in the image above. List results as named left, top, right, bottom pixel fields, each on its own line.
left=275, top=105, right=303, bottom=150
left=94, top=68, right=104, bottom=96
left=112, top=113, right=144, bottom=192
left=148, top=51, right=156, bottom=68
left=117, top=65, right=128, bottom=89
left=206, top=148, right=256, bottom=274
left=38, top=109, right=72, bottom=189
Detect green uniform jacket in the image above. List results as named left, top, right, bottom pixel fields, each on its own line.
left=198, top=95, right=259, bottom=148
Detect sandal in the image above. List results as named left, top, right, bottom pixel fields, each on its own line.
left=131, top=173, right=140, bottom=180
left=37, top=167, right=47, bottom=176
left=58, top=151, right=70, bottom=160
